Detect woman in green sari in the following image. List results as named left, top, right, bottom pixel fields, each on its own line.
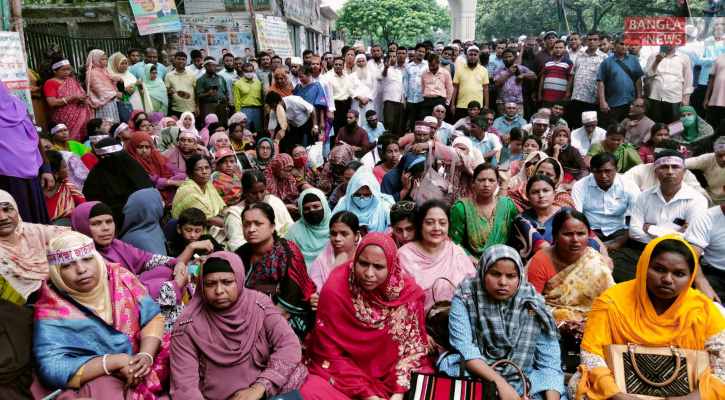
left=140, top=64, right=168, bottom=116
left=449, top=163, right=519, bottom=265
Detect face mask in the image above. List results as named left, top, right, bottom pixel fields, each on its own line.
left=243, top=72, right=255, bottom=80
left=293, top=156, right=308, bottom=167
left=681, top=115, right=696, bottom=127
left=303, top=209, right=325, bottom=225
left=504, top=114, right=517, bottom=120
left=441, top=58, right=451, bottom=65
left=526, top=46, right=535, bottom=53
left=353, top=196, right=373, bottom=209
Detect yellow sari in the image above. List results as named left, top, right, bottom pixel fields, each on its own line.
left=576, top=234, right=725, bottom=400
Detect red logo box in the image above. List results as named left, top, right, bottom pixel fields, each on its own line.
left=625, top=17, right=687, bottom=46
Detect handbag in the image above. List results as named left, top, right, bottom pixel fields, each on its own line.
left=603, top=343, right=711, bottom=400
left=425, top=277, right=457, bottom=351
left=117, top=101, right=134, bottom=124
left=413, top=141, right=456, bottom=206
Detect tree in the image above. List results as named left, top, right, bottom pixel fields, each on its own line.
left=336, top=0, right=450, bottom=47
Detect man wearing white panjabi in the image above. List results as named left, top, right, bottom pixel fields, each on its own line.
left=347, top=54, right=377, bottom=126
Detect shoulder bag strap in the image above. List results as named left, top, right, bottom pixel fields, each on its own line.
left=614, top=57, right=637, bottom=86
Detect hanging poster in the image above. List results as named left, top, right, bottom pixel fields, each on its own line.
left=229, top=32, right=255, bottom=60
left=182, top=33, right=210, bottom=58
left=130, top=0, right=182, bottom=35
left=0, top=32, right=34, bottom=120
left=255, top=17, right=294, bottom=59
left=207, top=32, right=231, bottom=60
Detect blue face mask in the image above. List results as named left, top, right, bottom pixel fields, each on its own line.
left=504, top=114, right=517, bottom=120
left=526, top=46, right=535, bottom=53
left=441, top=58, right=451, bottom=65
left=681, top=115, right=696, bottom=127
left=353, top=195, right=373, bottom=209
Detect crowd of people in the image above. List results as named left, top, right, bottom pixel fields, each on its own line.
left=1, top=23, right=725, bottom=400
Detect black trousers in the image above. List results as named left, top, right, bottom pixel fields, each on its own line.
left=420, top=97, right=447, bottom=120
left=407, top=101, right=423, bottom=130
left=566, top=100, right=599, bottom=131
left=599, top=104, right=629, bottom=129
left=702, top=264, right=725, bottom=301
left=333, top=99, right=352, bottom=134
left=284, top=118, right=313, bottom=154
left=647, top=98, right=680, bottom=125
left=199, top=101, right=228, bottom=127
left=383, top=101, right=406, bottom=137
left=609, top=240, right=647, bottom=283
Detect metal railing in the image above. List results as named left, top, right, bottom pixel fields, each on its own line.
left=24, top=28, right=133, bottom=71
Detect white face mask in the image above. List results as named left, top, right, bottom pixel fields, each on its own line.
left=243, top=72, right=255, bottom=80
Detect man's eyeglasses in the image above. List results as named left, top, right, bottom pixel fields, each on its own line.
left=391, top=201, right=416, bottom=212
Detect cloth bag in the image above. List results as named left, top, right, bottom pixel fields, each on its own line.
left=307, top=141, right=324, bottom=168
left=603, top=343, right=710, bottom=400
left=413, top=141, right=455, bottom=206
left=425, top=278, right=457, bottom=351
left=117, top=101, right=134, bottom=124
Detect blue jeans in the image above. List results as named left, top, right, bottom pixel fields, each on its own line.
left=240, top=106, right=263, bottom=133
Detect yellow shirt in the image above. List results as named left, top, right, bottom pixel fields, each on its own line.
left=452, top=64, right=489, bottom=107
left=233, top=77, right=263, bottom=111
left=165, top=69, right=197, bottom=112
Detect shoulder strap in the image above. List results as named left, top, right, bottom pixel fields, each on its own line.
left=614, top=57, right=637, bottom=86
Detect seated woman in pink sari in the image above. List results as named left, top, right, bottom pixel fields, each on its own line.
left=43, top=57, right=92, bottom=142
left=300, top=232, right=433, bottom=400
left=32, top=231, right=169, bottom=400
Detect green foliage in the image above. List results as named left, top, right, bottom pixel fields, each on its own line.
left=336, top=0, right=450, bottom=47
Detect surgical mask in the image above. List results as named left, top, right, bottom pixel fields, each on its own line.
left=293, top=156, right=308, bottom=167
left=303, top=209, right=325, bottom=225
left=681, top=115, right=696, bottom=127
left=441, top=58, right=451, bottom=65
left=353, top=196, right=373, bottom=209
left=243, top=72, right=255, bottom=80
left=504, top=114, right=517, bottom=121
left=525, top=46, right=535, bottom=53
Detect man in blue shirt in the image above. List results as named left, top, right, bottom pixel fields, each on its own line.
left=129, top=47, right=167, bottom=81
left=597, top=33, right=643, bottom=128
left=493, top=102, right=528, bottom=134
left=363, top=110, right=386, bottom=144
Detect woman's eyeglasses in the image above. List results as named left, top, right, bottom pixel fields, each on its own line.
left=390, top=201, right=416, bottom=212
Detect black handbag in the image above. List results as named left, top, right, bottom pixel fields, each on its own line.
left=117, top=101, right=134, bottom=124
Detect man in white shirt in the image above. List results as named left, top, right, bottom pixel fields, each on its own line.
left=686, top=205, right=725, bottom=302
left=610, top=150, right=707, bottom=282
left=264, top=91, right=318, bottom=154
left=382, top=53, right=405, bottom=136
left=644, top=47, right=693, bottom=124
left=570, top=111, right=606, bottom=156
left=324, top=56, right=351, bottom=135
left=572, top=152, right=640, bottom=249
left=347, top=54, right=377, bottom=125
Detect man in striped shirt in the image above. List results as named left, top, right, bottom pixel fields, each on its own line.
left=537, top=40, right=573, bottom=107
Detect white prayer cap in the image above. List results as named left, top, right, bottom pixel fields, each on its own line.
left=582, top=111, right=598, bottom=123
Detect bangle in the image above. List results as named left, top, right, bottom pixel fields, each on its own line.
left=137, top=352, right=154, bottom=365
left=62, top=97, right=68, bottom=104
left=251, top=383, right=265, bottom=396
left=102, top=354, right=111, bottom=375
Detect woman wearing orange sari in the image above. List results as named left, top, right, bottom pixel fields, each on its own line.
left=571, top=235, right=725, bottom=400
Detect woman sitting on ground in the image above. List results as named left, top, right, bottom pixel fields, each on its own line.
left=545, top=126, right=589, bottom=181
left=300, top=233, right=432, bottom=400
left=234, top=202, right=317, bottom=340
left=169, top=252, right=308, bottom=400
left=439, top=245, right=566, bottom=400
left=286, top=188, right=332, bottom=266
left=264, top=153, right=301, bottom=213
left=125, top=131, right=186, bottom=204
left=43, top=150, right=86, bottom=226
left=50, top=123, right=91, bottom=158
left=33, top=231, right=169, bottom=398
left=389, top=201, right=418, bottom=248
left=450, top=163, right=519, bottom=264
left=171, top=155, right=226, bottom=229
left=308, top=211, right=360, bottom=289
left=225, top=170, right=294, bottom=252
left=333, top=166, right=395, bottom=233
left=508, top=156, right=576, bottom=213
left=571, top=235, right=725, bottom=399
left=637, top=123, right=670, bottom=164
left=211, top=147, right=244, bottom=206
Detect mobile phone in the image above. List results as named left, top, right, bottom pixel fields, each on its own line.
left=659, top=45, right=669, bottom=54
left=211, top=85, right=218, bottom=91
left=673, top=217, right=686, bottom=226
left=498, top=148, right=512, bottom=171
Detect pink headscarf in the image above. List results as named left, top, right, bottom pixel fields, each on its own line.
left=86, top=49, right=121, bottom=109
left=199, top=114, right=218, bottom=147
left=209, top=131, right=230, bottom=151
left=159, top=117, right=176, bottom=130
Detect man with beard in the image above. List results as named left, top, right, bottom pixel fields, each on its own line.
left=388, top=42, right=398, bottom=56
left=403, top=43, right=429, bottom=129
left=368, top=44, right=386, bottom=123
left=334, top=110, right=370, bottom=156
left=218, top=53, right=237, bottom=116
left=599, top=33, right=612, bottom=56
left=289, top=57, right=303, bottom=87
left=255, top=52, right=272, bottom=84
left=564, top=30, right=607, bottom=129
left=303, top=49, right=314, bottom=65
left=348, top=54, right=377, bottom=122
left=493, top=48, right=536, bottom=117
left=325, top=56, right=351, bottom=136
left=538, top=40, right=573, bottom=106
left=420, top=54, right=453, bottom=119
left=451, top=46, right=489, bottom=122
left=310, top=56, right=324, bottom=82
left=621, top=97, right=655, bottom=147
left=570, top=111, right=606, bottom=156
left=382, top=53, right=406, bottom=136
left=549, top=100, right=568, bottom=127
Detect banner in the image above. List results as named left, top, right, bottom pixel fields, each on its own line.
left=172, top=15, right=254, bottom=61
left=207, top=32, right=231, bottom=60
left=130, top=0, right=182, bottom=35
left=255, top=17, right=294, bottom=59
left=0, top=32, right=34, bottom=120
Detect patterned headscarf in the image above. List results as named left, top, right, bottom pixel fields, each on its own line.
left=263, top=153, right=298, bottom=204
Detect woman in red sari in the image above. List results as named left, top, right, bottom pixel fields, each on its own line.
left=43, top=58, right=92, bottom=142
left=300, top=232, right=432, bottom=400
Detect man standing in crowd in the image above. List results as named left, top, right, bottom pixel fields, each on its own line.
left=621, top=98, right=655, bottom=147
left=597, top=34, right=644, bottom=128
left=187, top=50, right=205, bottom=78
left=403, top=43, right=429, bottom=128
left=488, top=41, right=507, bottom=112
left=127, top=49, right=141, bottom=66
left=196, top=57, right=229, bottom=123
left=451, top=46, right=489, bottom=122
left=704, top=53, right=725, bottom=127
left=565, top=31, right=607, bottom=130
left=494, top=48, right=536, bottom=117
left=566, top=32, right=586, bottom=64
left=218, top=53, right=237, bottom=117
left=538, top=40, right=573, bottom=106
left=326, top=56, right=351, bottom=135
left=534, top=31, right=559, bottom=75
left=441, top=46, right=456, bottom=79
left=348, top=55, right=377, bottom=121
left=645, top=45, right=693, bottom=124
left=165, top=51, right=197, bottom=119
left=382, top=52, right=406, bottom=137
left=256, top=52, right=272, bottom=85
left=233, top=63, right=263, bottom=133
left=420, top=54, right=453, bottom=118
left=289, top=57, right=303, bottom=87
left=130, top=47, right=167, bottom=81
left=599, top=33, right=612, bottom=56
left=368, top=44, right=386, bottom=122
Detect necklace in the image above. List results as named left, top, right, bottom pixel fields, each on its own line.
left=473, top=194, right=498, bottom=223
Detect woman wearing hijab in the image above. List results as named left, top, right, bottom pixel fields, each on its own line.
left=178, top=110, right=201, bottom=139
left=32, top=231, right=170, bottom=398
left=264, top=153, right=301, bottom=210
left=333, top=167, right=395, bottom=233
left=0, top=82, right=54, bottom=224
left=267, top=69, right=294, bottom=98
left=439, top=245, right=565, bottom=400
left=0, top=190, right=68, bottom=304
left=505, top=150, right=548, bottom=191
left=199, top=114, right=218, bottom=148
left=508, top=156, right=576, bottom=213
left=107, top=52, right=143, bottom=111
left=118, top=188, right=167, bottom=255
left=85, top=49, right=122, bottom=122
left=125, top=131, right=186, bottom=204
left=676, top=105, right=714, bottom=150
left=169, top=252, right=308, bottom=399
left=172, top=155, right=226, bottom=223
left=380, top=152, right=426, bottom=202
left=252, top=137, right=276, bottom=171
left=322, top=142, right=356, bottom=194
left=300, top=233, right=433, bottom=399
left=286, top=188, right=332, bottom=266
left=571, top=235, right=725, bottom=399
left=141, top=65, right=168, bottom=116
left=545, top=126, right=589, bottom=180
left=44, top=57, right=92, bottom=143
left=72, top=201, right=191, bottom=333
left=211, top=147, right=244, bottom=206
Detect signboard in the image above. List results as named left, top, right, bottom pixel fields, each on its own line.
left=255, top=17, right=294, bottom=59
left=172, top=15, right=254, bottom=61
left=0, top=32, right=34, bottom=120
left=130, top=0, right=182, bottom=35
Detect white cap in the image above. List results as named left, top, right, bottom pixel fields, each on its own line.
left=467, top=45, right=480, bottom=54
left=290, top=57, right=303, bottom=66
left=424, top=116, right=438, bottom=124
left=582, top=111, right=598, bottom=124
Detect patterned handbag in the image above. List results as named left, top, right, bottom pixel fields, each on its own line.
left=603, top=343, right=711, bottom=400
